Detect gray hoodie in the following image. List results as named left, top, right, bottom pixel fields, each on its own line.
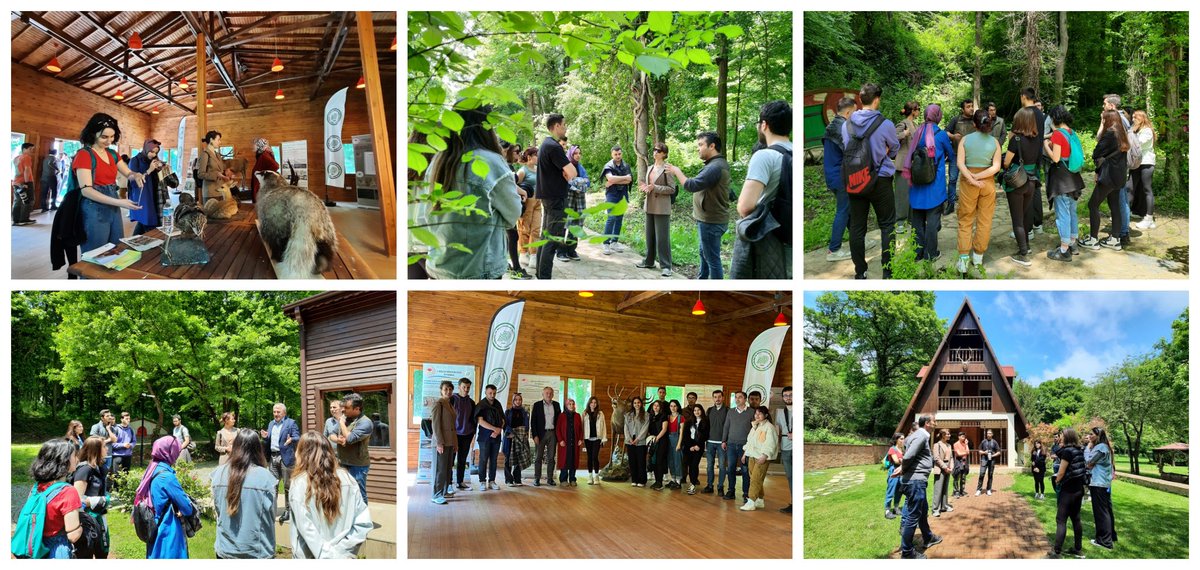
left=840, top=109, right=901, bottom=178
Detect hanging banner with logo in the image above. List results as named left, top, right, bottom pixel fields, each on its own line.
left=741, top=326, right=790, bottom=406
left=323, top=87, right=348, bottom=188
left=175, top=117, right=187, bottom=175
left=483, top=300, right=525, bottom=406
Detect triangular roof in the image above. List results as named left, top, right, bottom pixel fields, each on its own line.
left=895, top=297, right=1031, bottom=438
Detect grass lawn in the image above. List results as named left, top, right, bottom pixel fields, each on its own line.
left=804, top=464, right=905, bottom=558
left=12, top=444, right=39, bottom=485
left=1112, top=454, right=1189, bottom=480
left=1012, top=472, right=1189, bottom=559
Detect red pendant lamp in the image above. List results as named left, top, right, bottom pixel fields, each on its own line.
left=113, top=89, right=125, bottom=101
left=151, top=106, right=160, bottom=115
left=355, top=76, right=365, bottom=89
left=271, top=57, right=284, bottom=72
left=274, top=88, right=285, bottom=100
left=178, top=77, right=189, bottom=90
left=390, top=36, right=397, bottom=51
left=44, top=56, right=63, bottom=73
left=205, top=98, right=214, bottom=108
left=691, top=293, right=706, bottom=316
left=773, top=311, right=788, bottom=327
left=128, top=31, right=143, bottom=50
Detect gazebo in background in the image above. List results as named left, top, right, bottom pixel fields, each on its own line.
left=1152, top=443, right=1189, bottom=484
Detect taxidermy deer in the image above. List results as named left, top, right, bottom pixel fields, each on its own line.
left=202, top=179, right=239, bottom=219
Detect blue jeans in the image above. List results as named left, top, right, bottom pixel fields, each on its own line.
left=705, top=441, right=727, bottom=488
left=603, top=194, right=625, bottom=244
left=667, top=433, right=682, bottom=479
left=344, top=464, right=370, bottom=504
left=697, top=221, right=726, bottom=279
left=899, top=479, right=933, bottom=556
left=1119, top=184, right=1131, bottom=237
left=725, top=443, right=749, bottom=497
left=885, top=474, right=902, bottom=510
left=1053, top=194, right=1079, bottom=245
left=947, top=162, right=959, bottom=206
left=477, top=432, right=501, bottom=483
left=828, top=186, right=850, bottom=252
left=44, top=533, right=72, bottom=559
left=81, top=184, right=125, bottom=253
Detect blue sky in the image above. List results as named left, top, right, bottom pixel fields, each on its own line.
left=803, top=291, right=1188, bottom=386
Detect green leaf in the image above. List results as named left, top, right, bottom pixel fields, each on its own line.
left=408, top=143, right=436, bottom=154
left=610, top=198, right=629, bottom=217
left=407, top=253, right=427, bottom=265
left=526, top=239, right=550, bottom=249
left=470, top=158, right=490, bottom=179
left=441, top=110, right=464, bottom=132
left=716, top=25, right=744, bottom=39
left=687, top=48, right=712, bottom=65
left=427, top=85, right=446, bottom=106
left=669, top=49, right=689, bottom=68
left=568, top=226, right=587, bottom=238
left=616, top=50, right=635, bottom=66
left=410, top=227, right=439, bottom=248
left=427, top=134, right=447, bottom=152
left=448, top=243, right=474, bottom=254
left=407, top=149, right=428, bottom=174
left=647, top=12, right=672, bottom=35
left=565, top=36, right=585, bottom=58
left=496, top=124, right=517, bottom=144
left=473, top=68, right=494, bottom=85
left=408, top=56, right=430, bottom=75
left=564, top=208, right=580, bottom=218
left=421, top=28, right=442, bottom=48
left=635, top=55, right=675, bottom=77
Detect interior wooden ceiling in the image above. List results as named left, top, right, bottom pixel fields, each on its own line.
left=479, top=290, right=794, bottom=326
left=10, top=11, right=397, bottom=113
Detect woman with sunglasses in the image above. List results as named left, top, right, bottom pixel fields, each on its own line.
left=636, top=142, right=676, bottom=277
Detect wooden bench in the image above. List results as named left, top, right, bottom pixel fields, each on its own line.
left=67, top=203, right=378, bottom=279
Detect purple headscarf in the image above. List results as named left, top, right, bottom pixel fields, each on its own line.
left=134, top=436, right=181, bottom=506
left=901, top=104, right=943, bottom=182
left=567, top=145, right=581, bottom=165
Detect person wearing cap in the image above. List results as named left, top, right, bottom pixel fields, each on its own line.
left=128, top=139, right=166, bottom=235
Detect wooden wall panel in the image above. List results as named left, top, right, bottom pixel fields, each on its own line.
left=10, top=64, right=152, bottom=179
left=147, top=81, right=397, bottom=203
left=296, top=292, right=397, bottom=504
left=406, top=291, right=794, bottom=470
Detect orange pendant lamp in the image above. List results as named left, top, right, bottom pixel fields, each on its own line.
left=274, top=88, right=285, bottom=100
left=355, top=76, right=365, bottom=89
left=178, top=77, right=189, bottom=90
left=128, top=31, right=143, bottom=50
left=271, top=57, right=284, bottom=72
left=205, top=99, right=214, bottom=108
left=773, top=311, right=788, bottom=327
left=44, top=56, right=63, bottom=73
left=113, top=89, right=125, bottom=101
left=151, top=106, right=160, bottom=115
left=691, top=293, right=706, bottom=316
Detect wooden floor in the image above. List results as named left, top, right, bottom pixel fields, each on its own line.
left=10, top=196, right=395, bottom=279
left=407, top=469, right=793, bottom=559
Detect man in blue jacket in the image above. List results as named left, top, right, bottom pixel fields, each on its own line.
left=841, top=83, right=900, bottom=279
left=260, top=402, right=300, bottom=523
left=824, top=96, right=857, bottom=262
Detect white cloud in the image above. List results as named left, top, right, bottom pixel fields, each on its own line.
left=1030, top=346, right=1129, bottom=385
left=988, top=291, right=1186, bottom=346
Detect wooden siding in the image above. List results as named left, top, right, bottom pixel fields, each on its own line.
left=406, top=291, right=794, bottom=470
left=294, top=291, right=397, bottom=504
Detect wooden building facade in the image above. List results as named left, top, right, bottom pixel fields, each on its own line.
left=406, top=290, right=794, bottom=471
left=285, top=290, right=397, bottom=504
left=895, top=298, right=1030, bottom=466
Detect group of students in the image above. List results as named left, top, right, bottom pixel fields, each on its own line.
left=882, top=414, right=1117, bottom=559
left=414, top=100, right=794, bottom=280
left=429, top=380, right=793, bottom=514
left=823, top=83, right=1157, bottom=278
left=15, top=395, right=376, bottom=559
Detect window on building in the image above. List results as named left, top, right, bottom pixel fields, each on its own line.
left=322, top=387, right=393, bottom=449
left=11, top=133, right=25, bottom=174
left=566, top=378, right=592, bottom=411
left=644, top=386, right=685, bottom=409
left=220, top=145, right=234, bottom=159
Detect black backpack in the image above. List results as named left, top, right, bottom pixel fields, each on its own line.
left=909, top=125, right=938, bottom=185
left=841, top=114, right=886, bottom=195
left=132, top=471, right=164, bottom=544
left=73, top=508, right=106, bottom=559
left=768, top=144, right=792, bottom=246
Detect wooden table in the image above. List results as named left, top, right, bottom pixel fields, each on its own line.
left=67, top=203, right=378, bottom=279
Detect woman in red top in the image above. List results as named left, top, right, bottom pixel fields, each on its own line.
left=73, top=113, right=144, bottom=254
left=250, top=137, right=279, bottom=203
left=28, top=439, right=83, bottom=558
left=667, top=400, right=684, bottom=490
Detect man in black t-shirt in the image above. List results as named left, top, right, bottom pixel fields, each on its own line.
left=535, top=113, right=579, bottom=279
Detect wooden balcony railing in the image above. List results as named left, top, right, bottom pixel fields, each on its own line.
left=938, top=396, right=992, bottom=411
left=948, top=348, right=984, bottom=362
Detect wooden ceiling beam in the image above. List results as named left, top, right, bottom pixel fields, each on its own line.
left=615, top=291, right=668, bottom=313
left=210, top=13, right=280, bottom=46
left=182, top=11, right=247, bottom=109
left=309, top=12, right=353, bottom=100
left=19, top=11, right=195, bottom=114
left=220, top=14, right=340, bottom=49
left=704, top=295, right=793, bottom=325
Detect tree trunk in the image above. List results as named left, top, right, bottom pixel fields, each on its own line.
left=651, top=74, right=668, bottom=144
left=632, top=68, right=650, bottom=181
left=145, top=379, right=165, bottom=438
left=730, top=35, right=747, bottom=164
left=716, top=32, right=729, bottom=146
left=1055, top=11, right=1067, bottom=103
left=1022, top=12, right=1042, bottom=93
left=1163, top=15, right=1183, bottom=198
left=973, top=12, right=982, bottom=106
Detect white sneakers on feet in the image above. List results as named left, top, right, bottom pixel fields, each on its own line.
left=602, top=243, right=613, bottom=255
left=755, top=498, right=765, bottom=508
left=1135, top=215, right=1156, bottom=229
left=488, top=482, right=499, bottom=490
left=975, top=490, right=982, bottom=496
left=826, top=249, right=851, bottom=262
left=739, top=499, right=757, bottom=511
left=971, top=251, right=984, bottom=266
left=956, top=255, right=969, bottom=274
left=613, top=242, right=626, bottom=252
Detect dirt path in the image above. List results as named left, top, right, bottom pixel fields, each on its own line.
left=889, top=471, right=1051, bottom=559
left=806, top=200, right=1188, bottom=279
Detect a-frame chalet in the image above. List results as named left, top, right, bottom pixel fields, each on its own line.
left=895, top=298, right=1030, bottom=466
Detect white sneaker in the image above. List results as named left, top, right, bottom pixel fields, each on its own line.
left=602, top=243, right=613, bottom=255
left=971, top=252, right=984, bottom=266
left=975, top=490, right=982, bottom=496
left=956, top=255, right=969, bottom=274
left=1033, top=225, right=1044, bottom=235
left=1136, top=215, right=1156, bottom=229
left=488, top=482, right=499, bottom=490
left=987, top=490, right=993, bottom=496
left=479, top=483, right=487, bottom=491
left=613, top=242, right=626, bottom=252
left=687, top=484, right=696, bottom=495
left=661, top=268, right=672, bottom=277
left=826, top=249, right=851, bottom=262
left=755, top=498, right=765, bottom=508
left=739, top=499, right=757, bottom=511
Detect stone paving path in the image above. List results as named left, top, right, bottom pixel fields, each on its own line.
left=502, top=232, right=689, bottom=280
left=806, top=200, right=1188, bottom=279
left=803, top=469, right=866, bottom=500
left=887, top=471, right=1051, bottom=559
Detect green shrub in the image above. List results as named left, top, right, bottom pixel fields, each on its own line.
left=804, top=428, right=885, bottom=446
left=112, top=460, right=212, bottom=513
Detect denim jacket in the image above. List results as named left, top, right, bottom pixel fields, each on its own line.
left=424, top=149, right=522, bottom=279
